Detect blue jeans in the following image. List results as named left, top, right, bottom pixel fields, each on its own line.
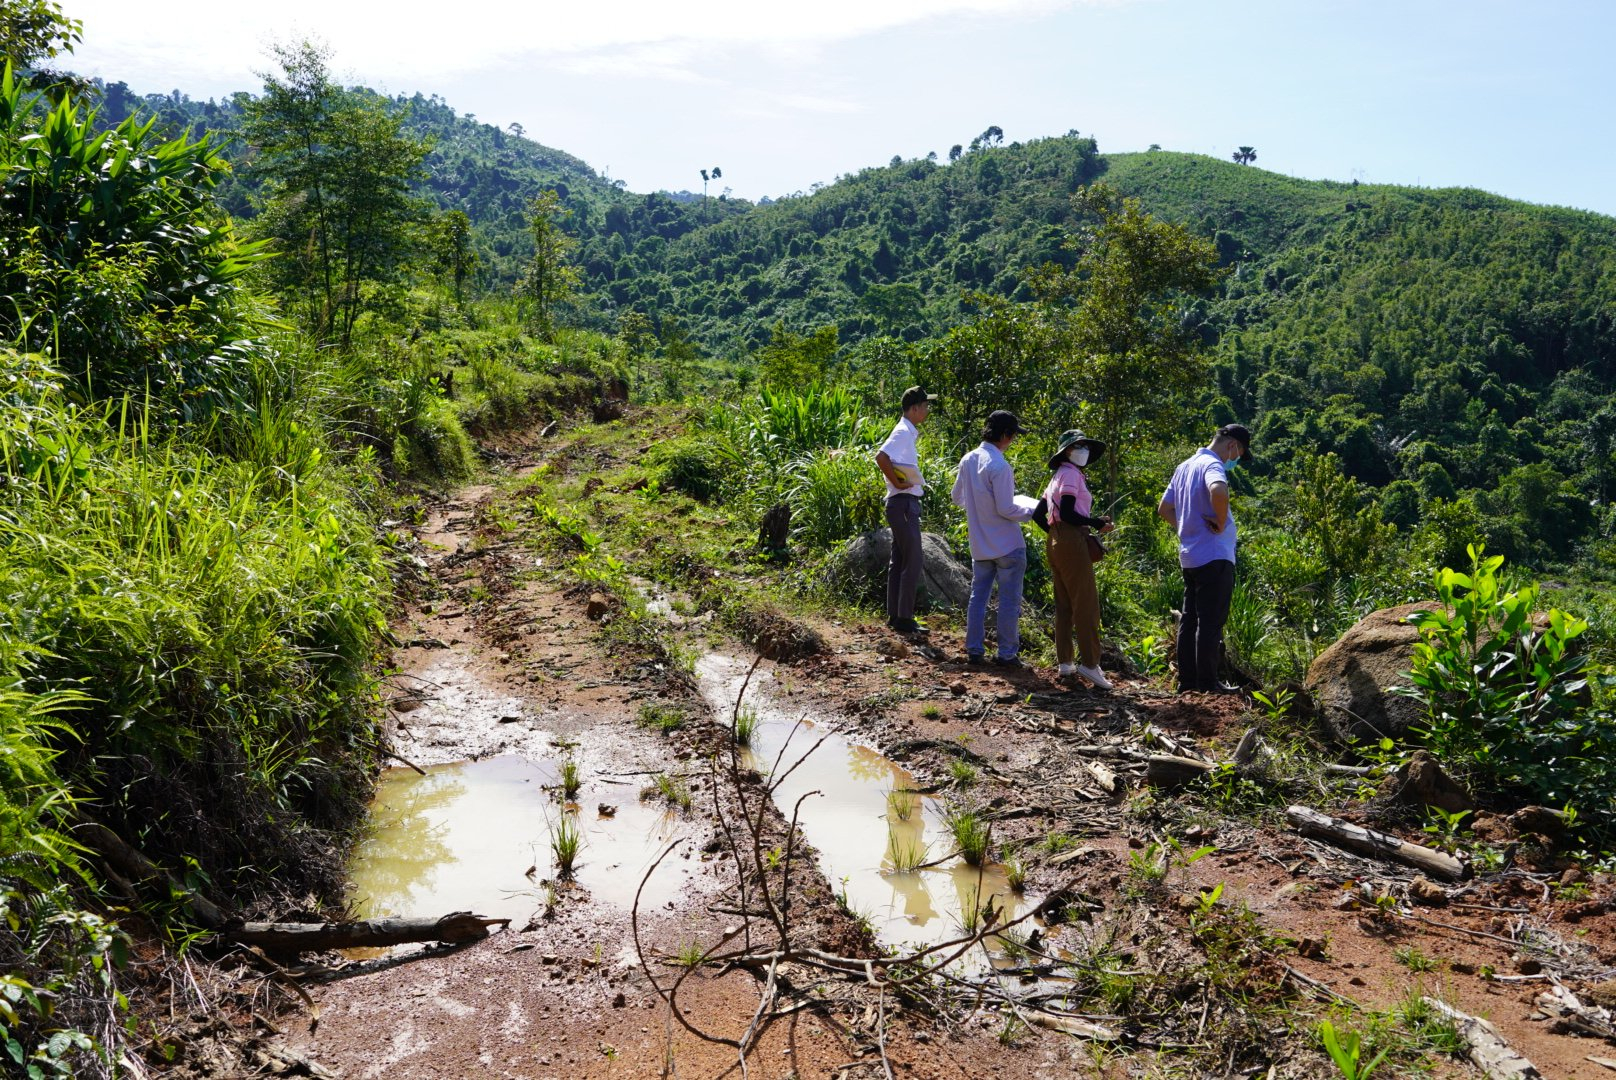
left=965, top=548, right=1026, bottom=660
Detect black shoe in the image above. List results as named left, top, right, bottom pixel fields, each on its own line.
left=965, top=652, right=986, bottom=666
left=890, top=617, right=927, bottom=636
left=993, top=655, right=1029, bottom=670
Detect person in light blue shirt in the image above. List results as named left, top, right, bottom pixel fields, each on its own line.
left=1157, top=423, right=1252, bottom=693
left=951, top=410, right=1038, bottom=666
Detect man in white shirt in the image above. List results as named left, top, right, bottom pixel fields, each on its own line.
left=873, top=387, right=935, bottom=634
left=951, top=410, right=1038, bottom=665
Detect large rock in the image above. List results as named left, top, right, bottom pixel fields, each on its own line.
left=825, top=530, right=972, bottom=611
left=1305, top=602, right=1434, bottom=745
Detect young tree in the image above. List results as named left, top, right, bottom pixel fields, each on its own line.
left=243, top=40, right=430, bottom=345
left=518, top=188, right=581, bottom=340
left=1232, top=146, right=1257, bottom=165
left=1029, top=183, right=1224, bottom=491
left=431, top=209, right=478, bottom=304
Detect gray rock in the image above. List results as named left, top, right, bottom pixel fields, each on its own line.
left=825, top=530, right=972, bottom=611
left=1305, top=601, right=1432, bottom=745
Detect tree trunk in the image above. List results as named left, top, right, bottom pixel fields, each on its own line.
left=1285, top=805, right=1470, bottom=881
left=227, top=913, right=510, bottom=953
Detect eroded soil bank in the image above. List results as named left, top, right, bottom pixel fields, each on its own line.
left=271, top=410, right=1616, bottom=1079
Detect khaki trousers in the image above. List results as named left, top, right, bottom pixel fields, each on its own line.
left=1046, top=522, right=1101, bottom=667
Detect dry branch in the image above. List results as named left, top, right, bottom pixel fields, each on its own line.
left=1536, top=981, right=1616, bottom=1041
left=1285, top=804, right=1470, bottom=881
left=1422, top=997, right=1541, bottom=1078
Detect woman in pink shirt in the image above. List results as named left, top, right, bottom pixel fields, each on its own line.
left=1034, top=430, right=1114, bottom=689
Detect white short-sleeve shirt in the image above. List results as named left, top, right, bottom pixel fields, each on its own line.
left=876, top=416, right=924, bottom=500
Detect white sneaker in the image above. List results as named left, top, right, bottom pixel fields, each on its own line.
left=1057, top=663, right=1076, bottom=677
left=1076, top=664, right=1113, bottom=690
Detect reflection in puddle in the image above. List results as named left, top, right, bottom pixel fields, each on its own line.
left=348, top=755, right=690, bottom=925
left=697, top=655, right=1028, bottom=968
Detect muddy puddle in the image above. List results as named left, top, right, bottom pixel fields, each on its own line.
left=347, top=753, right=698, bottom=926
left=693, top=654, right=1033, bottom=970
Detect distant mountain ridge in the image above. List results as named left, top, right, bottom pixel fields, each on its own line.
left=90, top=77, right=1616, bottom=566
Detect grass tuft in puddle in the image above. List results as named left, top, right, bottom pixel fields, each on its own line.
left=551, top=814, right=582, bottom=877
left=944, top=805, right=992, bottom=866
left=643, top=772, right=693, bottom=810
left=559, top=759, right=582, bottom=800
left=733, top=705, right=759, bottom=746
left=885, top=786, right=919, bottom=822
left=884, top=829, right=928, bottom=873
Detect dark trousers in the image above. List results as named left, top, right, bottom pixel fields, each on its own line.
left=885, top=495, right=922, bottom=621
left=1177, top=559, right=1234, bottom=691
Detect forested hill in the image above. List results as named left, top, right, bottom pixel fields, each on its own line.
left=94, top=78, right=1616, bottom=568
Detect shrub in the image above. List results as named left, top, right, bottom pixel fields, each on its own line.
left=655, top=438, right=727, bottom=502
left=1402, top=545, right=1612, bottom=840
left=790, top=448, right=885, bottom=548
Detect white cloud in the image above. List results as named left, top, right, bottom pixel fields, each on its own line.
left=62, top=0, right=1092, bottom=91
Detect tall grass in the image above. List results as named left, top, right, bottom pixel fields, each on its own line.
left=0, top=349, right=388, bottom=896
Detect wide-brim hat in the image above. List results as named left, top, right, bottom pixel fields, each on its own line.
left=1049, top=429, right=1107, bottom=469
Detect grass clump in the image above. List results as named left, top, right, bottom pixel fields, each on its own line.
left=644, top=773, right=693, bottom=810
left=944, top=805, right=992, bottom=866
left=733, top=705, right=760, bottom=746
left=636, top=703, right=686, bottom=734
left=884, top=829, right=927, bottom=872
left=947, top=758, right=978, bottom=788
left=551, top=814, right=582, bottom=877
left=558, top=759, right=581, bottom=801
left=885, top=787, right=920, bottom=823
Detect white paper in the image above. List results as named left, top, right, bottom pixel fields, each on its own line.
left=1013, top=494, right=1039, bottom=513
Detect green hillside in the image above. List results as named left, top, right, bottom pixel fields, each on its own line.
left=84, top=78, right=1616, bottom=568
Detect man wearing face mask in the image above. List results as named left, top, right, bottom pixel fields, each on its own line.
left=1157, top=424, right=1253, bottom=694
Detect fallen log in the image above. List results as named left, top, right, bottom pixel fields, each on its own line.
left=1422, top=997, right=1541, bottom=1078
left=73, top=820, right=228, bottom=929
left=1146, top=754, right=1216, bottom=789
left=227, top=912, right=510, bottom=952
left=1286, top=805, right=1470, bottom=881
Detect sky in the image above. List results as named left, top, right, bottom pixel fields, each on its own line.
left=58, top=0, right=1616, bottom=216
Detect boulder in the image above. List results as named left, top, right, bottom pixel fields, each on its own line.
left=1305, top=601, right=1433, bottom=745
left=825, top=530, right=972, bottom=611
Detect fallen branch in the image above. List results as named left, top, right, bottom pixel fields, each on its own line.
left=1536, top=981, right=1616, bottom=1041
left=74, top=820, right=228, bottom=929
left=1422, top=997, right=1541, bottom=1078
left=227, top=913, right=509, bottom=952
left=1286, top=804, right=1470, bottom=881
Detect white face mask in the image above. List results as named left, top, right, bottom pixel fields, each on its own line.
left=1070, top=447, right=1090, bottom=467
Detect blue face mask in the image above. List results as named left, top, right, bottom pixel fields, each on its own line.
left=1226, top=457, right=1240, bottom=471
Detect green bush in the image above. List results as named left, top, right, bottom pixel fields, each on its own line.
left=1402, top=546, right=1613, bottom=840
left=655, top=438, right=728, bottom=502
left=791, top=448, right=885, bottom=548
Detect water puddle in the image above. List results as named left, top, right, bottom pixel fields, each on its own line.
left=694, top=654, right=1032, bottom=970
left=347, top=754, right=695, bottom=926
